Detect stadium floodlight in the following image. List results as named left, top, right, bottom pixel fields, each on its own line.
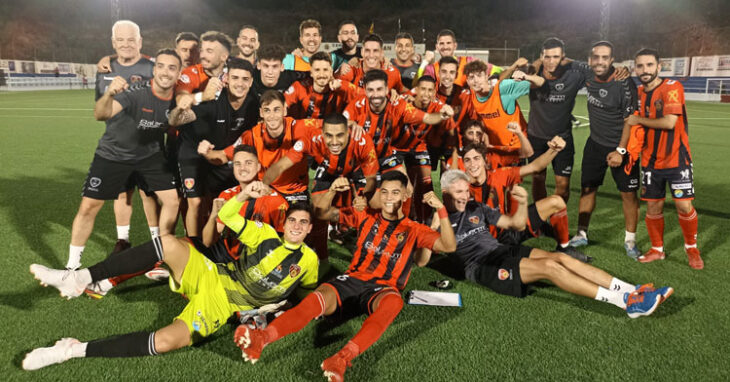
left=600, top=0, right=610, bottom=40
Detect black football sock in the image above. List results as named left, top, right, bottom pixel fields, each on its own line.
left=85, top=331, right=159, bottom=358
left=87, top=237, right=164, bottom=282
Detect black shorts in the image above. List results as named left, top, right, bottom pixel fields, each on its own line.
left=580, top=138, right=639, bottom=192
left=321, top=275, right=398, bottom=316
left=528, top=134, right=575, bottom=177
left=82, top=153, right=177, bottom=200
left=395, top=149, right=431, bottom=168
left=641, top=163, right=695, bottom=201
left=178, top=157, right=236, bottom=198
left=427, top=145, right=447, bottom=170
left=497, top=203, right=549, bottom=245
left=470, top=244, right=532, bottom=298
left=281, top=191, right=311, bottom=205
left=311, top=167, right=367, bottom=194
left=379, top=153, right=404, bottom=172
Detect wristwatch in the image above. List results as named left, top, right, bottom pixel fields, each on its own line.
left=615, top=147, right=627, bottom=155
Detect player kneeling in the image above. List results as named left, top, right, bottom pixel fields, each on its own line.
left=435, top=170, right=672, bottom=318
left=24, top=189, right=318, bottom=370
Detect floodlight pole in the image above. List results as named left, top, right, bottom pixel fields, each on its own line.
left=111, top=0, right=121, bottom=23
left=599, top=0, right=610, bottom=40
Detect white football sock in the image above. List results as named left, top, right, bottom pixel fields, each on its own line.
left=149, top=226, right=160, bottom=239
left=609, top=277, right=635, bottom=293
left=66, top=245, right=84, bottom=269
left=116, top=225, right=130, bottom=241
left=595, top=286, right=627, bottom=309
left=76, top=269, right=92, bottom=286
left=70, top=342, right=88, bottom=358
left=652, top=246, right=664, bottom=252
left=625, top=231, right=636, bottom=243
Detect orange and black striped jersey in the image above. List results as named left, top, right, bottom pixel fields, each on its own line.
left=469, top=167, right=521, bottom=236
left=392, top=99, right=445, bottom=151
left=216, top=185, right=289, bottom=232
left=336, top=61, right=404, bottom=93
left=284, top=78, right=364, bottom=119
left=424, top=85, right=468, bottom=148
left=343, top=97, right=426, bottom=159
left=224, top=117, right=323, bottom=195
left=339, top=207, right=440, bottom=290
left=289, top=131, right=379, bottom=179
left=176, top=64, right=211, bottom=94
left=637, top=79, right=692, bottom=169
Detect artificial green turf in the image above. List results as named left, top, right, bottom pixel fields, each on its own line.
left=1, top=90, right=729, bottom=381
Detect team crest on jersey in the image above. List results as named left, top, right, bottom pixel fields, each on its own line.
left=89, top=177, right=102, bottom=188
left=129, top=75, right=143, bottom=83
left=498, top=268, right=511, bottom=280
left=555, top=83, right=564, bottom=91
left=289, top=264, right=301, bottom=278
left=599, top=89, right=608, bottom=98
left=654, top=99, right=663, bottom=112
left=396, top=232, right=406, bottom=242
left=180, top=74, right=190, bottom=84
left=469, top=215, right=480, bottom=224
left=184, top=178, right=195, bottom=189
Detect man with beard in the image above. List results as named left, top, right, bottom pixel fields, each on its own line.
left=284, top=19, right=322, bottom=72
left=168, top=58, right=260, bottom=239
left=284, top=52, right=363, bottom=119
left=236, top=25, right=260, bottom=65
left=261, top=114, right=379, bottom=259
left=65, top=50, right=182, bottom=272
left=336, top=34, right=404, bottom=98
left=331, top=20, right=361, bottom=71
left=252, top=45, right=309, bottom=100
left=235, top=171, right=456, bottom=382
left=25, top=187, right=318, bottom=370
left=343, top=70, right=453, bottom=180
left=176, top=31, right=232, bottom=106
left=568, top=41, right=641, bottom=259
left=426, top=170, right=671, bottom=318
left=418, top=29, right=501, bottom=87
left=460, top=142, right=589, bottom=262
left=391, top=33, right=420, bottom=89
left=625, top=49, right=702, bottom=269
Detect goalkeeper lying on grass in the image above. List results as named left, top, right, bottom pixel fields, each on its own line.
left=24, top=183, right=319, bottom=370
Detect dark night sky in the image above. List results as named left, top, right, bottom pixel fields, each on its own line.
left=1, top=0, right=728, bottom=63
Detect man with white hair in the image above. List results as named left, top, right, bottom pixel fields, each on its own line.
left=92, top=20, right=162, bottom=260
left=430, top=169, right=674, bottom=318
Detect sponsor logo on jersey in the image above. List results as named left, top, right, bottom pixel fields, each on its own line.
left=671, top=182, right=692, bottom=190
left=180, top=74, right=190, bottom=84
left=673, top=189, right=684, bottom=198
left=469, top=215, right=480, bottom=224
left=289, top=264, right=301, bottom=278
left=680, top=169, right=690, bottom=180
left=498, top=268, right=511, bottom=280
left=184, top=178, right=195, bottom=189
left=294, top=140, right=304, bottom=152
left=667, top=89, right=680, bottom=103
left=129, top=75, right=143, bottom=83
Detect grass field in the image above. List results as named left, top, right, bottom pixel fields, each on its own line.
left=1, top=89, right=729, bottom=381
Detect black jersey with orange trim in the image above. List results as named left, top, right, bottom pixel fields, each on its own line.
left=284, top=78, right=364, bottom=119
left=223, top=117, right=323, bottom=195
left=338, top=207, right=440, bottom=290
left=637, top=79, right=692, bottom=169
left=343, top=97, right=426, bottom=159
